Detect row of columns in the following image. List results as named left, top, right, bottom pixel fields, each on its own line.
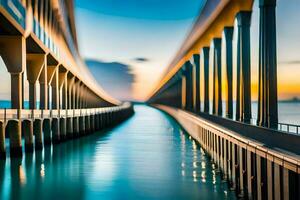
left=0, top=39, right=107, bottom=111
left=152, top=0, right=278, bottom=129
left=0, top=105, right=134, bottom=158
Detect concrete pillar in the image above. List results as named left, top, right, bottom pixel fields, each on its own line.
left=257, top=0, right=278, bottom=128
left=79, top=116, right=85, bottom=136
left=236, top=11, right=252, bottom=123
left=23, top=120, right=34, bottom=153
left=94, top=114, right=99, bottom=131
left=46, top=65, right=57, bottom=109
left=66, top=117, right=73, bottom=139
left=73, top=117, right=79, bottom=137
left=212, top=38, right=222, bottom=116
left=39, top=63, right=48, bottom=109
left=34, top=119, right=43, bottom=150
left=224, top=27, right=234, bottom=118
left=26, top=54, right=45, bottom=109
left=59, top=70, right=68, bottom=109
left=193, top=54, right=201, bottom=113
left=50, top=68, right=59, bottom=109
left=68, top=77, right=75, bottom=109
left=203, top=47, right=210, bottom=113
left=0, top=36, right=25, bottom=109
left=185, top=61, right=193, bottom=111
left=85, top=115, right=91, bottom=134
left=51, top=118, right=60, bottom=143
left=43, top=119, right=51, bottom=145
left=90, top=114, right=95, bottom=133
left=0, top=121, right=5, bottom=159
left=11, top=73, right=23, bottom=109
left=7, top=120, right=22, bottom=157
left=75, top=81, right=81, bottom=109
left=59, top=118, right=66, bottom=141
left=181, top=71, right=186, bottom=109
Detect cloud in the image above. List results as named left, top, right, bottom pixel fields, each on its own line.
left=85, top=59, right=134, bottom=101
left=279, top=60, right=300, bottom=65
left=134, top=57, right=150, bottom=63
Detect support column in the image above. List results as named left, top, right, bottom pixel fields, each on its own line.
left=193, top=54, right=200, bottom=113
left=26, top=54, right=45, bottom=109
left=68, top=77, right=75, bottom=109
left=46, top=65, right=57, bottom=109
left=212, top=38, right=222, bottom=116
left=58, top=70, right=68, bottom=110
left=34, top=119, right=43, bottom=150
left=11, top=74, right=23, bottom=109
left=79, top=116, right=85, bottom=136
left=224, top=27, right=234, bottom=118
left=203, top=47, right=210, bottom=113
left=51, top=118, right=60, bottom=143
left=185, top=61, right=193, bottom=111
left=59, top=118, right=66, bottom=141
left=236, top=11, right=252, bottom=123
left=23, top=120, right=34, bottom=153
left=39, top=62, right=48, bottom=109
left=0, top=36, right=25, bottom=109
left=181, top=70, right=186, bottom=109
left=43, top=119, right=51, bottom=145
left=257, top=0, right=278, bottom=128
left=8, top=120, right=22, bottom=157
left=50, top=67, right=59, bottom=109
left=0, top=121, right=5, bottom=159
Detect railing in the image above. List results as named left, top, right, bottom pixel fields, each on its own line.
left=278, top=122, right=300, bottom=135
left=0, top=103, right=132, bottom=122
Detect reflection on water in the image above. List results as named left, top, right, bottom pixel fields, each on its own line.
left=0, top=105, right=235, bottom=199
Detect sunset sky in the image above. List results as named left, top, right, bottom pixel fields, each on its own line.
left=0, top=0, right=299, bottom=101
left=74, top=0, right=300, bottom=101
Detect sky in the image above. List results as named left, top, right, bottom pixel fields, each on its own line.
left=74, top=0, right=205, bottom=101
left=0, top=0, right=300, bottom=102
left=74, top=0, right=300, bottom=102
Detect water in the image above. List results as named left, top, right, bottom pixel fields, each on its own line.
left=1, top=100, right=300, bottom=125
left=0, top=105, right=235, bottom=200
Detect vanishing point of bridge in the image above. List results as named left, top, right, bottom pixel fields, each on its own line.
left=1, top=0, right=300, bottom=200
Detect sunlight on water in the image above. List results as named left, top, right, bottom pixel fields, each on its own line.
left=0, top=105, right=235, bottom=199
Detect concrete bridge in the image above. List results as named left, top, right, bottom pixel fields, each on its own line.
left=148, top=0, right=300, bottom=199
left=0, top=0, right=134, bottom=158
left=0, top=0, right=300, bottom=199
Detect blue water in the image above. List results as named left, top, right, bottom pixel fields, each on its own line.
left=0, top=105, right=235, bottom=199
left=1, top=100, right=300, bottom=125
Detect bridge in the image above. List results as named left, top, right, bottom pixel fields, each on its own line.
left=148, top=0, right=300, bottom=199
left=0, top=0, right=300, bottom=199
left=0, top=0, right=133, bottom=158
